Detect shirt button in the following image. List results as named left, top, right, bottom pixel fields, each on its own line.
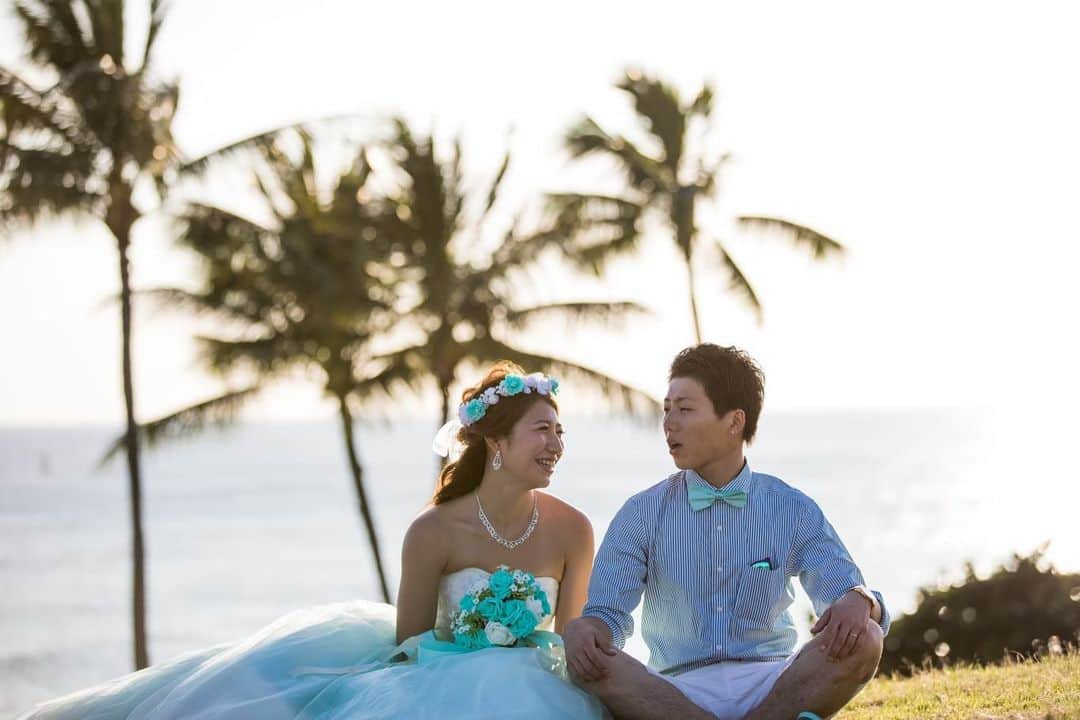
left=717, top=605, right=723, bottom=612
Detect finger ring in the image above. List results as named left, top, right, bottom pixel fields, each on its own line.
left=848, top=631, right=859, bottom=637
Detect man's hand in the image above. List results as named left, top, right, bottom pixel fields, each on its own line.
left=563, top=616, right=618, bottom=682
left=810, top=590, right=875, bottom=662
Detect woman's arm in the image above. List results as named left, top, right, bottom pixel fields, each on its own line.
left=394, top=509, right=448, bottom=643
left=553, top=507, right=595, bottom=634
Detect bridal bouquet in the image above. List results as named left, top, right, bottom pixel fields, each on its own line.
left=450, top=566, right=552, bottom=649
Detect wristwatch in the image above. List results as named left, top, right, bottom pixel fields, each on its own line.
left=847, top=585, right=879, bottom=616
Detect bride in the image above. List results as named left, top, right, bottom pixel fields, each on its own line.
left=19, top=362, right=608, bottom=719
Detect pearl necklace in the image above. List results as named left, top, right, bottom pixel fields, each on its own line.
left=475, top=491, right=539, bottom=550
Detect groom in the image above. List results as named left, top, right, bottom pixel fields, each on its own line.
left=565, top=344, right=888, bottom=720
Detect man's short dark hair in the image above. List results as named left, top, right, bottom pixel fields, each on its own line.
left=669, top=344, right=765, bottom=443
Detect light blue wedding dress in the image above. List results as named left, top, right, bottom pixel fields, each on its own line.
left=18, top=568, right=608, bottom=719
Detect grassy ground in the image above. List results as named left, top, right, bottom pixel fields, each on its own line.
left=839, top=653, right=1079, bottom=719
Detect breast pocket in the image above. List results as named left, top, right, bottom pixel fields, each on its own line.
left=733, top=566, right=781, bottom=626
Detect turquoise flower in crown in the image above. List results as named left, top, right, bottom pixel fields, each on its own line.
left=461, top=398, right=487, bottom=425
left=549, top=378, right=559, bottom=395
left=499, top=374, right=526, bottom=396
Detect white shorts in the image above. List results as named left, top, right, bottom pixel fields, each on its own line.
left=653, top=653, right=799, bottom=720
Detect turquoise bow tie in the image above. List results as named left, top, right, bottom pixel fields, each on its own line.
left=688, top=483, right=748, bottom=511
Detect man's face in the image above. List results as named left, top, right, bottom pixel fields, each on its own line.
left=663, top=376, right=740, bottom=470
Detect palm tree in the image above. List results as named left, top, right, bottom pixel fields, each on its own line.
left=0, top=0, right=178, bottom=669
left=552, top=69, right=846, bottom=343
left=369, top=119, right=659, bottom=449
left=117, top=128, right=402, bottom=602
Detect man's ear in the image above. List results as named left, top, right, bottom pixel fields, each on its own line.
left=729, top=409, right=746, bottom=437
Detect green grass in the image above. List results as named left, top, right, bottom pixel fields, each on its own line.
left=840, top=653, right=1079, bottom=719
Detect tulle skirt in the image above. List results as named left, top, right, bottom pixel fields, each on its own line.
left=17, top=601, right=607, bottom=719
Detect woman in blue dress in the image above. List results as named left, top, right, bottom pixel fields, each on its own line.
left=19, top=362, right=608, bottom=719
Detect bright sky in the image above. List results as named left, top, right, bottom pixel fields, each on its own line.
left=1, top=1, right=1078, bottom=426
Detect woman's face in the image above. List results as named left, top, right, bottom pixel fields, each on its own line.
left=497, top=399, right=564, bottom=488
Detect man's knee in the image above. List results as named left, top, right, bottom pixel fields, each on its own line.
left=571, top=650, right=648, bottom=700
left=849, top=622, right=884, bottom=684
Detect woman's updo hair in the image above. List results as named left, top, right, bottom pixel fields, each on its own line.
left=433, top=361, right=559, bottom=505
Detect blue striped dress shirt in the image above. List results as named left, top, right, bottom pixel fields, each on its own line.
left=582, top=460, right=890, bottom=675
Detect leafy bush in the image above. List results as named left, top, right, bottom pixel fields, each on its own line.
left=879, top=548, right=1080, bottom=676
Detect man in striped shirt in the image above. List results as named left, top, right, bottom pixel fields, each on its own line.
left=564, top=344, right=888, bottom=720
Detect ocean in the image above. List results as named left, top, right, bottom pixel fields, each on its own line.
left=2, top=409, right=1076, bottom=717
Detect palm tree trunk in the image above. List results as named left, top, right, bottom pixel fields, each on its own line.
left=113, top=216, right=150, bottom=670
left=336, top=394, right=391, bottom=603
left=684, top=249, right=703, bottom=344
left=435, top=381, right=451, bottom=476
left=674, top=189, right=703, bottom=344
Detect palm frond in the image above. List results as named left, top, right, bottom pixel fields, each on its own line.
left=178, top=201, right=275, bottom=255
left=717, top=244, right=763, bottom=323
left=503, top=301, right=649, bottom=330
left=196, top=335, right=289, bottom=377
left=484, top=220, right=563, bottom=280
left=546, top=192, right=645, bottom=273
left=143, top=0, right=169, bottom=67
left=617, top=71, right=686, bottom=175
left=354, top=348, right=428, bottom=402
left=0, top=146, right=103, bottom=228
left=13, top=0, right=91, bottom=72
left=565, top=115, right=666, bottom=192
left=98, top=385, right=262, bottom=468
left=179, top=125, right=290, bottom=177
left=444, top=135, right=465, bottom=238
left=688, top=83, right=714, bottom=119
left=737, top=215, right=846, bottom=260
left=479, top=146, right=510, bottom=224
left=130, top=286, right=225, bottom=317
left=0, top=67, right=90, bottom=148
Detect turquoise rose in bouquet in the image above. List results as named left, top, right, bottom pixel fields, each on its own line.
left=488, top=568, right=515, bottom=599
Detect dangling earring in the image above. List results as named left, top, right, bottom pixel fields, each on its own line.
left=492, top=449, right=503, bottom=471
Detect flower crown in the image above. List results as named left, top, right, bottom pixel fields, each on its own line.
left=458, top=373, right=560, bottom=427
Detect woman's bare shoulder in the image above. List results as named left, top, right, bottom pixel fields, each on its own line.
left=406, top=495, right=473, bottom=536
left=538, top=492, right=593, bottom=533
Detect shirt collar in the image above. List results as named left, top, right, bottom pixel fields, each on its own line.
left=685, top=458, right=753, bottom=495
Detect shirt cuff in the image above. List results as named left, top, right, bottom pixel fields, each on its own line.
left=871, top=589, right=891, bottom=635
